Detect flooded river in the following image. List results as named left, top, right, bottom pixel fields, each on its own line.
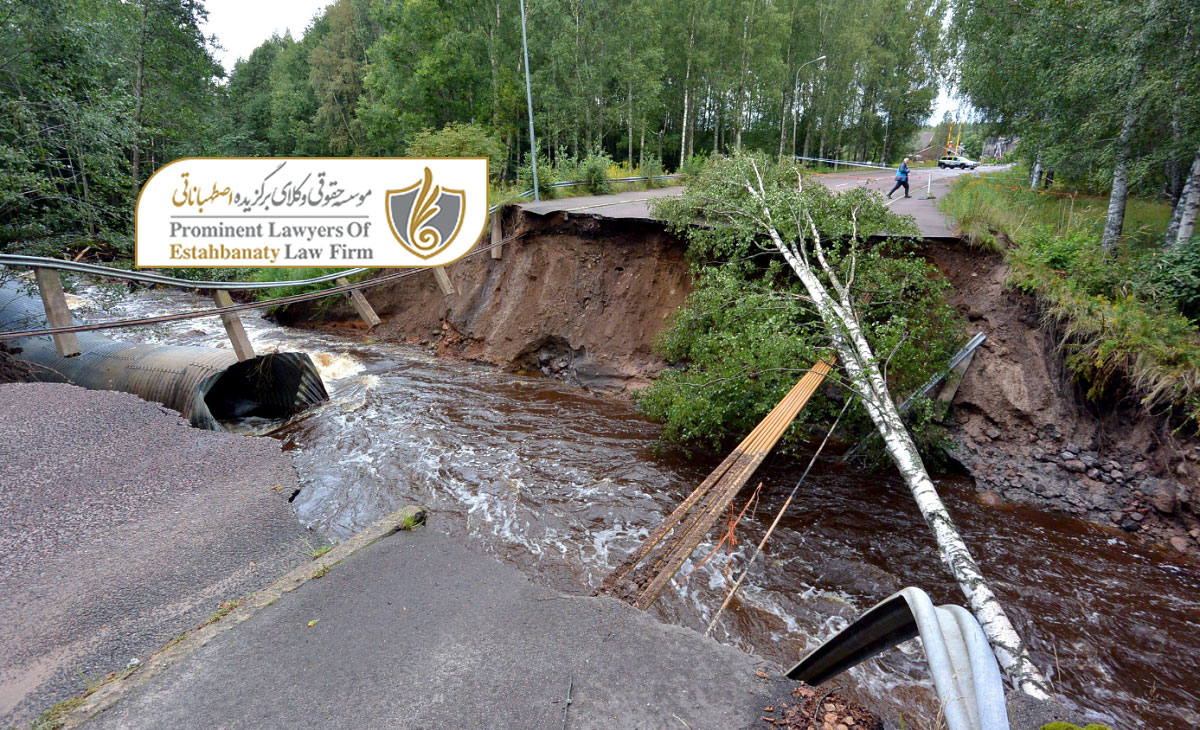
left=86, top=285, right=1200, bottom=729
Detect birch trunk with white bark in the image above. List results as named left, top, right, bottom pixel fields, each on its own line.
left=1169, top=145, right=1200, bottom=248
left=742, top=164, right=1051, bottom=700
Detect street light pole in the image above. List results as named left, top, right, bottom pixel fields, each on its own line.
left=789, top=54, right=825, bottom=160
left=518, top=0, right=539, bottom=200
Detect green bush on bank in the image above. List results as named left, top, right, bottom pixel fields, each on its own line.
left=637, top=154, right=965, bottom=459
left=941, top=173, right=1200, bottom=424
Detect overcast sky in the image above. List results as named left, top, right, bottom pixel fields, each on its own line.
left=202, top=0, right=330, bottom=74
left=202, top=0, right=960, bottom=124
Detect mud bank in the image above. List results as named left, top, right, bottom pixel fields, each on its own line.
left=279, top=210, right=691, bottom=392
left=282, top=209, right=1199, bottom=556
left=924, top=242, right=1200, bottom=558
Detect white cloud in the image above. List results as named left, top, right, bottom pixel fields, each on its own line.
left=202, top=0, right=333, bottom=74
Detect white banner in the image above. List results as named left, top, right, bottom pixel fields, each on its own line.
left=136, top=158, right=489, bottom=268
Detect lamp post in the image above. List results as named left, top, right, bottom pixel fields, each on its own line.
left=519, top=0, right=539, bottom=200
left=788, top=54, right=826, bottom=160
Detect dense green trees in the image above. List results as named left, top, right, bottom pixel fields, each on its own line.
left=2, top=0, right=948, bottom=258
left=1, top=0, right=220, bottom=256
left=951, top=0, right=1200, bottom=249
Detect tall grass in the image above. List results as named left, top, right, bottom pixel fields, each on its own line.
left=940, top=173, right=1200, bottom=425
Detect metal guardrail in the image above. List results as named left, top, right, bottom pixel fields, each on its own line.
left=899, top=331, right=987, bottom=412
left=787, top=586, right=1010, bottom=730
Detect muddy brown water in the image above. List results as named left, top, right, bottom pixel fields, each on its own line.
left=82, top=287, right=1200, bottom=729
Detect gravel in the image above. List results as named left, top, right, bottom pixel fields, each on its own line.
left=0, top=383, right=323, bottom=726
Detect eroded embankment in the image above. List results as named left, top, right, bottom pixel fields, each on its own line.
left=279, top=210, right=691, bottom=392
left=281, top=211, right=1200, bottom=556
left=923, top=242, right=1200, bottom=557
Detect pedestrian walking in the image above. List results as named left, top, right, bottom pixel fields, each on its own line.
left=888, top=158, right=911, bottom=199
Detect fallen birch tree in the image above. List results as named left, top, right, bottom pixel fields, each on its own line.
left=659, top=153, right=1051, bottom=699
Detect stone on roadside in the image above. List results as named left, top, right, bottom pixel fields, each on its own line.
left=1169, top=536, right=1190, bottom=553
left=1062, top=459, right=1086, bottom=473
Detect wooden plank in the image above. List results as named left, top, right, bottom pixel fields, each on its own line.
left=336, top=277, right=381, bottom=330
left=633, top=360, right=833, bottom=609
left=490, top=210, right=504, bottom=259
left=599, top=359, right=835, bottom=609
left=432, top=267, right=455, bottom=296
left=33, top=268, right=81, bottom=357
left=212, top=290, right=255, bottom=361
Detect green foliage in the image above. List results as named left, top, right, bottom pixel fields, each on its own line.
left=405, top=122, right=504, bottom=182
left=30, top=696, right=83, bottom=730
left=4, top=0, right=954, bottom=261
left=580, top=151, right=615, bottom=195
left=1149, top=235, right=1200, bottom=323
left=640, top=153, right=666, bottom=187
left=518, top=151, right=557, bottom=199
left=951, top=0, right=1199, bottom=199
left=680, top=152, right=710, bottom=178
left=248, top=267, right=372, bottom=302
left=639, top=154, right=964, bottom=457
left=943, top=174, right=1200, bottom=426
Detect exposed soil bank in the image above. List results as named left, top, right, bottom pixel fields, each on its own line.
left=923, top=242, right=1200, bottom=557
left=0, top=383, right=323, bottom=726
left=278, top=210, right=691, bottom=392
left=281, top=210, right=1199, bottom=556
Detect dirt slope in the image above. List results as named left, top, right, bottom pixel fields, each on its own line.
left=924, top=242, right=1199, bottom=556
left=280, top=211, right=691, bottom=392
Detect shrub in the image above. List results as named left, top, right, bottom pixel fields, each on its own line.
left=680, top=151, right=709, bottom=177
left=405, top=122, right=504, bottom=183
left=1150, top=234, right=1200, bottom=323
left=640, top=153, right=666, bottom=187
left=580, top=151, right=614, bottom=194
left=517, top=150, right=556, bottom=199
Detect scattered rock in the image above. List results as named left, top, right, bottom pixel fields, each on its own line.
left=986, top=427, right=1001, bottom=440
left=1062, top=459, right=1086, bottom=474
left=979, top=491, right=1004, bottom=508
left=1150, top=487, right=1178, bottom=515
left=1169, top=536, right=1191, bottom=553
left=1059, top=451, right=1077, bottom=461
left=758, top=685, right=882, bottom=730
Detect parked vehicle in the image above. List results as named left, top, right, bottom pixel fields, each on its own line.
left=938, top=155, right=979, bottom=170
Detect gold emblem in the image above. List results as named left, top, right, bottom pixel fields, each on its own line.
left=385, top=167, right=466, bottom=259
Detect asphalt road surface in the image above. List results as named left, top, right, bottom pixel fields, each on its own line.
left=516, top=164, right=1005, bottom=239
left=0, top=383, right=320, bottom=726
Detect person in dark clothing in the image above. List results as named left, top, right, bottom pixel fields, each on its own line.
left=888, top=157, right=911, bottom=199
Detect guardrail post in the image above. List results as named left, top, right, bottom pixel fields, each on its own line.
left=32, top=268, right=81, bottom=357
left=335, top=277, right=381, bottom=330
left=432, top=267, right=455, bottom=296
left=211, top=290, right=255, bottom=361
left=490, top=210, right=504, bottom=259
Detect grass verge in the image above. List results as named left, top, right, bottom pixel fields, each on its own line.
left=940, top=172, right=1200, bottom=425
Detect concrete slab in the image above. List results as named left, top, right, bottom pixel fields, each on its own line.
left=84, top=527, right=782, bottom=730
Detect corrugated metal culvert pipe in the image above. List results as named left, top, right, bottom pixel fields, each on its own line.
left=0, top=282, right=327, bottom=430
